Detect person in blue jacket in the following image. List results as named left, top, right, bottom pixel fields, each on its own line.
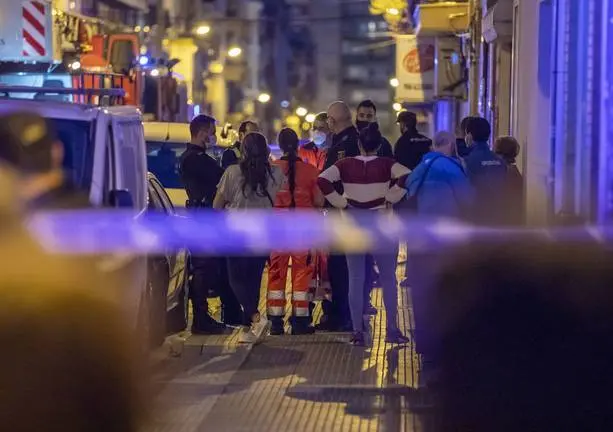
left=406, top=131, right=474, bottom=219
left=462, top=117, right=508, bottom=225
left=404, top=131, right=474, bottom=387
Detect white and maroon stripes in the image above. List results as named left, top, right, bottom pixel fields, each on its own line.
left=318, top=156, right=410, bottom=210
left=22, top=1, right=47, bottom=57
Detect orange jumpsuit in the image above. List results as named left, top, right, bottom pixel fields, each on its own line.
left=267, top=158, right=322, bottom=319
left=298, top=142, right=330, bottom=303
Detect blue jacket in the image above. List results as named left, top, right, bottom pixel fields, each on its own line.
left=406, top=151, right=474, bottom=219
left=463, top=141, right=508, bottom=224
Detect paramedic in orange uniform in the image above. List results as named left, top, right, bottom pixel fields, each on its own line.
left=298, top=112, right=330, bottom=171
left=267, top=128, right=324, bottom=335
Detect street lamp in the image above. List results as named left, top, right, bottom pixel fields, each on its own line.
left=296, top=106, right=308, bottom=117
left=390, top=77, right=399, bottom=88
left=196, top=25, right=211, bottom=36
left=393, top=102, right=403, bottom=112
left=228, top=46, right=242, bottom=58
left=305, top=113, right=316, bottom=123
left=257, top=93, right=271, bottom=103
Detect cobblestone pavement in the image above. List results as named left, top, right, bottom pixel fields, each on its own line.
left=150, top=253, right=429, bottom=432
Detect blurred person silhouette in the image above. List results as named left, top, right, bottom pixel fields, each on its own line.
left=430, top=241, right=613, bottom=431
left=222, top=120, right=259, bottom=170
left=494, top=135, right=525, bottom=225
left=318, top=122, right=410, bottom=346
left=299, top=112, right=330, bottom=170
left=0, top=132, right=145, bottom=430
left=463, top=117, right=508, bottom=225
left=214, top=132, right=284, bottom=344
left=179, top=114, right=242, bottom=333
left=0, top=256, right=146, bottom=432
left=0, top=112, right=90, bottom=210
left=355, top=99, right=393, bottom=157
left=394, top=111, right=432, bottom=171
left=267, top=128, right=324, bottom=335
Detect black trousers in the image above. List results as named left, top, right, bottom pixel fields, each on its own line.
left=325, top=253, right=351, bottom=326
left=226, top=256, right=268, bottom=326
left=190, top=256, right=241, bottom=329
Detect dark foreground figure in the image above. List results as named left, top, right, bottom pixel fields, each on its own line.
left=427, top=240, right=613, bottom=432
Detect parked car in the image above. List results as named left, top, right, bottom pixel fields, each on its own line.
left=146, top=172, right=190, bottom=346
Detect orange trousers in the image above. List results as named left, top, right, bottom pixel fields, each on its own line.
left=267, top=252, right=313, bottom=318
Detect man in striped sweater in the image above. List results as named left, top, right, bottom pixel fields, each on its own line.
left=318, top=122, right=410, bottom=345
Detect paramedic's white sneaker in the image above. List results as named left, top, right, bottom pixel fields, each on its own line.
left=238, top=327, right=258, bottom=344
left=253, top=317, right=271, bottom=342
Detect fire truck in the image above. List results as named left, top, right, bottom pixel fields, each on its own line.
left=0, top=0, right=189, bottom=122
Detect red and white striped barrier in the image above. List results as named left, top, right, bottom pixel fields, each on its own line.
left=22, top=1, right=47, bottom=58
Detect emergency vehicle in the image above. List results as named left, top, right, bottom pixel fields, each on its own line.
left=0, top=0, right=189, bottom=122
left=0, top=84, right=154, bottom=343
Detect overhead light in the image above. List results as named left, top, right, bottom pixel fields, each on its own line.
left=227, top=46, right=242, bottom=58
left=387, top=8, right=400, bottom=16
left=70, top=61, right=81, bottom=70
left=150, top=69, right=160, bottom=77
left=295, top=106, right=308, bottom=117
left=69, top=1, right=76, bottom=9
left=393, top=102, right=403, bottom=112
left=196, top=25, right=211, bottom=36
left=257, top=93, right=271, bottom=103
left=143, top=26, right=151, bottom=33
left=305, top=113, right=316, bottom=123
left=138, top=56, right=149, bottom=66
left=134, top=26, right=141, bottom=32
left=280, top=100, right=290, bottom=108
left=390, top=77, right=399, bottom=87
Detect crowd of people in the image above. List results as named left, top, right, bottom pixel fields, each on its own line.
left=180, top=99, right=526, bottom=349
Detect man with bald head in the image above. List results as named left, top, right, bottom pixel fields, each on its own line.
left=324, top=101, right=360, bottom=170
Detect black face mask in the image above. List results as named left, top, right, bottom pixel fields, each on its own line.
left=356, top=120, right=373, bottom=131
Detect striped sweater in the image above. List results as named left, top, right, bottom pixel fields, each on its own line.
left=317, top=156, right=410, bottom=210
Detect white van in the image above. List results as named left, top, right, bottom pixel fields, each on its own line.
left=144, top=121, right=234, bottom=207
left=0, top=95, right=149, bottom=338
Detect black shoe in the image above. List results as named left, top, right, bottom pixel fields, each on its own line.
left=365, top=303, right=377, bottom=315
left=350, top=331, right=365, bottom=346
left=386, top=329, right=410, bottom=344
left=191, top=317, right=226, bottom=335
left=270, top=317, right=285, bottom=335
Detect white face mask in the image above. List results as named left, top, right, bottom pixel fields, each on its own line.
left=312, top=131, right=326, bottom=146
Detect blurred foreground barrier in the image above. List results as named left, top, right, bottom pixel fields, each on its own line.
left=27, top=209, right=613, bottom=255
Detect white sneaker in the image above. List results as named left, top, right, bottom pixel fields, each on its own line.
left=238, top=328, right=258, bottom=344
left=252, top=317, right=272, bottom=342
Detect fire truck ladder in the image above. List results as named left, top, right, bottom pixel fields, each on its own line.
left=0, top=86, right=126, bottom=106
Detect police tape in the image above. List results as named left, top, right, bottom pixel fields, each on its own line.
left=26, top=209, right=613, bottom=255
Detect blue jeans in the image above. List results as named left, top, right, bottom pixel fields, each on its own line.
left=346, top=246, right=399, bottom=333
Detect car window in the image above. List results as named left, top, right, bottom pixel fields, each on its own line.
left=117, top=121, right=147, bottom=210
left=48, top=118, right=94, bottom=192
left=146, top=141, right=185, bottom=189
left=150, top=177, right=175, bottom=214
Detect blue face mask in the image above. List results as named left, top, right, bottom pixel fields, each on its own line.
left=312, top=131, right=326, bottom=146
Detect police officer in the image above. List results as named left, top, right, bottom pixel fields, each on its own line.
left=0, top=112, right=90, bottom=210
left=463, top=117, right=508, bottom=225
left=394, top=111, right=433, bottom=171
left=221, top=120, right=259, bottom=170
left=179, top=114, right=241, bottom=333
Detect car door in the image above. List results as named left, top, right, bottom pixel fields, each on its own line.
left=148, top=176, right=189, bottom=311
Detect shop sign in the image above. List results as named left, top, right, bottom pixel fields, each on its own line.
left=395, top=35, right=436, bottom=102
